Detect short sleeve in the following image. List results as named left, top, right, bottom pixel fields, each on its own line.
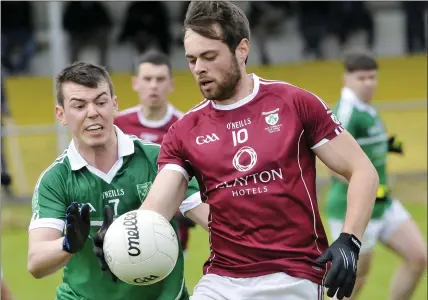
left=29, top=168, right=68, bottom=232
left=294, top=89, right=344, bottom=149
left=179, top=178, right=202, bottom=215
left=158, top=123, right=194, bottom=181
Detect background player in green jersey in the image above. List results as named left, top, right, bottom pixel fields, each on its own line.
left=325, top=50, right=427, bottom=300
left=27, top=61, right=209, bottom=300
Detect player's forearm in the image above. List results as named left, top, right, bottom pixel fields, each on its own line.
left=342, top=164, right=378, bottom=240
left=330, top=170, right=349, bottom=184
left=27, top=237, right=72, bottom=279
left=139, top=170, right=188, bottom=221
left=185, top=203, right=210, bottom=231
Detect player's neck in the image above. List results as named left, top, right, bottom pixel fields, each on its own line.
left=213, top=73, right=254, bottom=106
left=140, top=103, right=168, bottom=121
left=77, top=130, right=119, bottom=173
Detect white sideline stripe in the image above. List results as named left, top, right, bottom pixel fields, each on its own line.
left=1, top=99, right=425, bottom=137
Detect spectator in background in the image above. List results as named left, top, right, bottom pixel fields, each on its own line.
left=329, top=2, right=375, bottom=51
left=402, top=1, right=427, bottom=54
left=296, top=1, right=332, bottom=59
left=1, top=1, right=36, bottom=75
left=248, top=2, right=294, bottom=65
left=118, top=1, right=172, bottom=56
left=1, top=73, right=12, bottom=195
left=62, top=1, right=112, bottom=67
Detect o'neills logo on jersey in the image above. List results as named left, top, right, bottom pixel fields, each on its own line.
left=123, top=211, right=141, bottom=256
left=216, top=168, right=283, bottom=197
left=226, top=118, right=251, bottom=130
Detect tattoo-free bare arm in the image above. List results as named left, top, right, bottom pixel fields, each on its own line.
left=314, top=131, right=378, bottom=240
left=139, top=170, right=188, bottom=221
left=27, top=228, right=72, bottom=279
left=185, top=203, right=209, bottom=231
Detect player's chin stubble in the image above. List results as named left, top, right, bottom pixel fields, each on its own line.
left=201, top=57, right=241, bottom=101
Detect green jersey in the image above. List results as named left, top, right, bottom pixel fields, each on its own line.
left=29, top=127, right=201, bottom=300
left=326, top=88, right=392, bottom=220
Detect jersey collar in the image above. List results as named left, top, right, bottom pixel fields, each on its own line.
left=68, top=125, right=135, bottom=171
left=341, top=87, right=377, bottom=116
left=210, top=74, right=260, bottom=111
left=137, top=104, right=175, bottom=128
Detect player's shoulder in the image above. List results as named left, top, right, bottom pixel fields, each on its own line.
left=129, top=135, right=161, bottom=160
left=35, top=150, right=70, bottom=189
left=258, top=76, right=320, bottom=104
left=169, top=99, right=211, bottom=133
left=169, top=104, right=185, bottom=120
left=115, top=105, right=140, bottom=121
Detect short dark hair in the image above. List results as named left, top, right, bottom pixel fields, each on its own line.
left=56, top=62, right=114, bottom=106
left=344, top=49, right=378, bottom=73
left=135, top=50, right=172, bottom=75
left=184, top=1, right=250, bottom=55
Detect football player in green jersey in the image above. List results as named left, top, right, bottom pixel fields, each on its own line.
left=27, top=61, right=209, bottom=300
left=325, top=50, right=426, bottom=300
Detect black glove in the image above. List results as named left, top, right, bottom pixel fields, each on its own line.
left=388, top=136, right=403, bottom=154
left=175, top=212, right=196, bottom=228
left=93, top=205, right=117, bottom=282
left=62, top=202, right=90, bottom=254
left=316, top=233, right=361, bottom=299
left=376, top=184, right=390, bottom=203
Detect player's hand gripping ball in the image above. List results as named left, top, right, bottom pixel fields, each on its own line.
left=102, top=210, right=179, bottom=285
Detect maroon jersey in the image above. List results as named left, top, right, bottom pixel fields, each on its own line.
left=114, top=104, right=183, bottom=144
left=158, top=75, right=344, bottom=285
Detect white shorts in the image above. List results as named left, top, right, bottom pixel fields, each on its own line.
left=190, top=272, right=324, bottom=300
left=328, top=200, right=411, bottom=254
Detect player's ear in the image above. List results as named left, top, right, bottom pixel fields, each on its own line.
left=112, top=95, right=118, bottom=112
left=55, top=105, right=67, bottom=126
left=236, top=38, right=250, bottom=65
left=343, top=72, right=349, bottom=86
left=168, top=77, right=175, bottom=93
left=131, top=76, right=139, bottom=92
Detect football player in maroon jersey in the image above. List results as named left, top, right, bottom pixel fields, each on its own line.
left=138, top=2, right=378, bottom=299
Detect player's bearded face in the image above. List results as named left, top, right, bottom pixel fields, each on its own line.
left=56, top=81, right=118, bottom=149
left=198, top=54, right=241, bottom=101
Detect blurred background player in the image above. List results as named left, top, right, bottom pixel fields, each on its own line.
left=114, top=49, right=196, bottom=257
left=325, top=49, right=427, bottom=300
left=1, top=73, right=13, bottom=195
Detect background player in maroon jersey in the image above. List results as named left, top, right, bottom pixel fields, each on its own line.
left=114, top=50, right=196, bottom=257
left=114, top=50, right=183, bottom=144
left=136, top=2, right=378, bottom=299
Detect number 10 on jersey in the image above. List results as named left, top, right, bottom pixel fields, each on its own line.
left=232, top=129, right=248, bottom=146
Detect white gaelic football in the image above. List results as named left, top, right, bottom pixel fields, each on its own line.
left=103, top=209, right=179, bottom=285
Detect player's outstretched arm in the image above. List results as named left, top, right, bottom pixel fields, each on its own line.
left=28, top=203, right=90, bottom=279
left=139, top=169, right=188, bottom=221
left=314, top=130, right=378, bottom=239
left=185, top=203, right=209, bottom=231
left=27, top=228, right=72, bottom=278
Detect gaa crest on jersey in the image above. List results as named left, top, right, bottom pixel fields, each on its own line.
left=262, top=108, right=282, bottom=133
left=136, top=182, right=152, bottom=202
